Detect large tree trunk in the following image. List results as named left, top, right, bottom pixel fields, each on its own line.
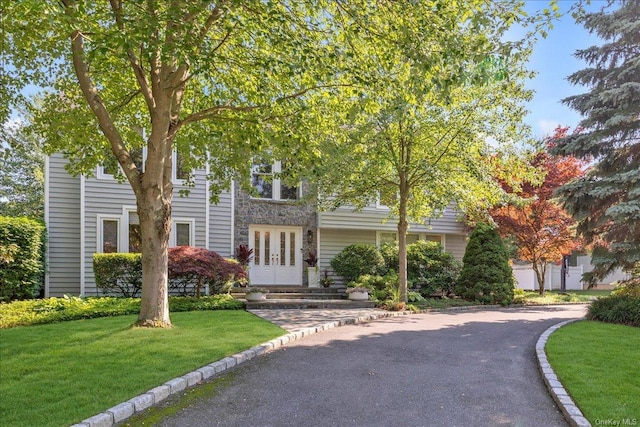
left=135, top=189, right=173, bottom=328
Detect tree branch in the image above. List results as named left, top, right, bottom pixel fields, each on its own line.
left=108, top=0, right=155, bottom=114
left=67, top=27, right=141, bottom=195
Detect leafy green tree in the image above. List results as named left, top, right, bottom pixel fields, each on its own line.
left=2, top=1, right=378, bottom=327
left=456, top=222, right=514, bottom=305
left=552, top=0, right=640, bottom=285
left=0, top=122, right=45, bottom=220
left=314, top=2, right=549, bottom=302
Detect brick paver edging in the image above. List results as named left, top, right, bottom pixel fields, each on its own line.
left=69, top=310, right=413, bottom=427
left=536, top=319, right=592, bottom=427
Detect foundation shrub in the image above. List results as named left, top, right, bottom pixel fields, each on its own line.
left=93, top=253, right=143, bottom=297
left=0, top=216, right=45, bottom=302
left=587, top=295, right=640, bottom=327
left=380, top=241, right=461, bottom=297
left=330, top=243, right=386, bottom=282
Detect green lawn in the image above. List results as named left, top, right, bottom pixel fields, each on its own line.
left=546, top=320, right=640, bottom=424
left=519, top=289, right=611, bottom=305
left=0, top=311, right=285, bottom=427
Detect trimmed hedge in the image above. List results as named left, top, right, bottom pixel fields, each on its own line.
left=0, top=294, right=243, bottom=328
left=455, top=222, right=514, bottom=305
left=0, top=216, right=45, bottom=302
left=93, top=253, right=142, bottom=297
left=93, top=247, right=247, bottom=297
left=330, top=243, right=386, bottom=282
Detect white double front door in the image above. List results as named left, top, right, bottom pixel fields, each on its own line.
left=248, top=226, right=303, bottom=286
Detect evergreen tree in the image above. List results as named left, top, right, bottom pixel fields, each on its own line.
left=552, top=0, right=640, bottom=284
left=456, top=223, right=514, bottom=306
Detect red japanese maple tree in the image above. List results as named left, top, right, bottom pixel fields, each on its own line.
left=491, top=126, right=586, bottom=294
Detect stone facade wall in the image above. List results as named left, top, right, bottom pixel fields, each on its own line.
left=234, top=183, right=318, bottom=285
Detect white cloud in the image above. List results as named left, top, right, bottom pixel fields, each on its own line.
left=538, top=119, right=560, bottom=137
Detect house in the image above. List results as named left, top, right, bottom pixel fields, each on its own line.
left=44, top=154, right=470, bottom=296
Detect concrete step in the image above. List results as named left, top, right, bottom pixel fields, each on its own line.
left=243, top=299, right=376, bottom=310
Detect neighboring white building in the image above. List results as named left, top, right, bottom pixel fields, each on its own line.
left=45, top=154, right=470, bottom=296
left=512, top=255, right=631, bottom=291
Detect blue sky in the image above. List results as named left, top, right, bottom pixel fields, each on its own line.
left=522, top=0, right=606, bottom=137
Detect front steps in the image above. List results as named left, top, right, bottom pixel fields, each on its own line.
left=231, top=286, right=376, bottom=309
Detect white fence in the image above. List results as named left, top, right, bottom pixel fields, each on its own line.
left=512, top=264, right=584, bottom=291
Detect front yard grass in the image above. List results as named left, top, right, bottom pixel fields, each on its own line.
left=0, top=310, right=285, bottom=427
left=546, top=320, right=640, bottom=424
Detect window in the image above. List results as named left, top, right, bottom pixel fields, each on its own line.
left=99, top=218, right=120, bottom=253
left=98, top=148, right=143, bottom=179
left=171, top=219, right=194, bottom=247
left=128, top=211, right=142, bottom=253
left=175, top=223, right=191, bottom=246
left=174, top=151, right=189, bottom=181
left=377, top=232, right=442, bottom=247
left=251, top=160, right=299, bottom=201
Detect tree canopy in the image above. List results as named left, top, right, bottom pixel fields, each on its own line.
left=0, top=121, right=45, bottom=220
left=490, top=126, right=585, bottom=294
left=311, top=2, right=550, bottom=301
left=2, top=0, right=557, bottom=320
left=552, top=0, right=640, bottom=284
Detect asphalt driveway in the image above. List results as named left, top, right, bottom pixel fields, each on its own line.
left=138, top=305, right=587, bottom=427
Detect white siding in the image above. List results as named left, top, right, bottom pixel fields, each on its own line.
left=444, top=234, right=468, bottom=261
left=209, top=190, right=233, bottom=257
left=82, top=168, right=224, bottom=294
left=46, top=154, right=82, bottom=296
left=318, top=205, right=465, bottom=234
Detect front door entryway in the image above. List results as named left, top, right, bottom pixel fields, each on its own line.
left=248, top=226, right=303, bottom=285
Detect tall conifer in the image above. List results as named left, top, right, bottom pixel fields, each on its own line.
left=552, top=0, right=640, bottom=284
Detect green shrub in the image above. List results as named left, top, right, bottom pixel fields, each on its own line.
left=0, top=294, right=243, bottom=328
left=455, top=222, right=514, bottom=306
left=380, top=240, right=462, bottom=296
left=93, top=253, right=142, bottom=297
left=587, top=295, right=640, bottom=327
left=407, top=291, right=426, bottom=303
left=379, top=243, right=399, bottom=272
left=611, top=278, right=640, bottom=298
left=348, top=272, right=399, bottom=302
left=330, top=243, right=386, bottom=282
left=406, top=241, right=462, bottom=296
left=0, top=216, right=45, bottom=302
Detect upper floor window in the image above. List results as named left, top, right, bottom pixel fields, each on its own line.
left=174, top=151, right=189, bottom=182
left=251, top=160, right=299, bottom=201
left=98, top=148, right=143, bottom=179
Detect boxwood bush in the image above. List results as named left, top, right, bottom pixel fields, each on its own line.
left=93, top=253, right=143, bottom=297
left=330, top=243, right=386, bottom=282
left=0, top=217, right=45, bottom=302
